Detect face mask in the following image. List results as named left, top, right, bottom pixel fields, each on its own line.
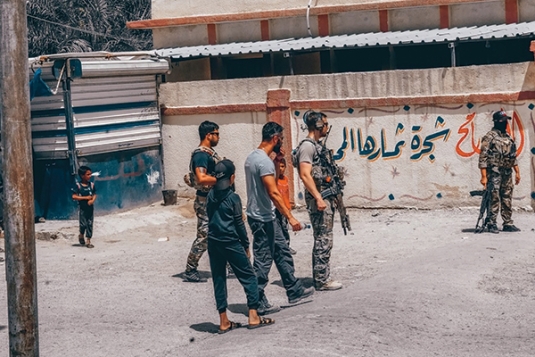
left=494, top=121, right=507, bottom=133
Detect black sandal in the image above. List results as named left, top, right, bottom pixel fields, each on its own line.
left=218, top=321, right=242, bottom=334
left=248, top=317, right=275, bottom=329
left=79, top=237, right=85, bottom=245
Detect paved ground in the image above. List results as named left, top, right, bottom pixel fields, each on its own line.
left=1, top=199, right=534, bottom=356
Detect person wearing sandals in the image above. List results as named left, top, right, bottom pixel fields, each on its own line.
left=206, top=159, right=274, bottom=333
left=71, top=166, right=97, bottom=248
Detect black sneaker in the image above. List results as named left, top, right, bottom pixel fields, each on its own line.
left=184, top=270, right=207, bottom=283
left=487, top=224, right=500, bottom=234
left=288, top=286, right=315, bottom=304
left=257, top=296, right=281, bottom=315
left=503, top=225, right=521, bottom=232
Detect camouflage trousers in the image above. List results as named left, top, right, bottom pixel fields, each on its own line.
left=487, top=167, right=514, bottom=226
left=185, top=195, right=209, bottom=272
left=306, top=196, right=335, bottom=287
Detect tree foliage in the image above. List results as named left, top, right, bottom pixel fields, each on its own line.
left=27, top=0, right=153, bottom=57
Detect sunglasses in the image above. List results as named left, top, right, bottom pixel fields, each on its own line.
left=209, top=132, right=220, bottom=137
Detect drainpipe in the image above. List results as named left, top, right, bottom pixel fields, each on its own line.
left=61, top=59, right=78, bottom=175
left=283, top=52, right=294, bottom=75
left=306, top=0, right=313, bottom=37
left=448, top=42, right=456, bottom=67
left=1, top=0, right=40, bottom=355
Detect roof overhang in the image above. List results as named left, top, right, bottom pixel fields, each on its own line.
left=155, top=21, right=535, bottom=60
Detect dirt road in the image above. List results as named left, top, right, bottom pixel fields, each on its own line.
left=1, top=199, right=534, bottom=356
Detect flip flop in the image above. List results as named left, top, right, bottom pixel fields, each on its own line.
left=218, top=321, right=242, bottom=334
left=247, top=317, right=275, bottom=330
left=79, top=237, right=85, bottom=245
left=86, top=244, right=94, bottom=249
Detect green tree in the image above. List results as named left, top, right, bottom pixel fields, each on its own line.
left=27, top=0, right=152, bottom=57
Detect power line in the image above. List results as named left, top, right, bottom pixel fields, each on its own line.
left=27, top=14, right=138, bottom=43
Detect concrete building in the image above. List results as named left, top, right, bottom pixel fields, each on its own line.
left=129, top=0, right=535, bottom=210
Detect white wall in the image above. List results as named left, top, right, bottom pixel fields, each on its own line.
left=218, top=21, right=262, bottom=43
left=519, top=0, right=535, bottom=23
left=153, top=26, right=208, bottom=48
left=291, top=105, right=532, bottom=209
left=160, top=63, right=534, bottom=106
left=150, top=1, right=518, bottom=47
left=152, top=0, right=407, bottom=19
left=160, top=62, right=535, bottom=209
left=389, top=6, right=441, bottom=31
left=450, top=1, right=505, bottom=28
left=162, top=112, right=268, bottom=200
left=330, top=10, right=380, bottom=35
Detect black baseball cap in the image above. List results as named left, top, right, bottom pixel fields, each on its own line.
left=492, top=110, right=511, bottom=122
left=213, top=159, right=235, bottom=190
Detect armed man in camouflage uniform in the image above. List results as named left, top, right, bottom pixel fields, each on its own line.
left=294, top=111, right=342, bottom=291
left=183, top=121, right=222, bottom=282
left=478, top=110, right=521, bottom=233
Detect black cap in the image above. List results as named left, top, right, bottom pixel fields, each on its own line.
left=492, top=110, right=511, bottom=122
left=213, top=159, right=235, bottom=190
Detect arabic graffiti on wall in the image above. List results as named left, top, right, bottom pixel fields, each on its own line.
left=293, top=104, right=533, bottom=205
left=455, top=111, right=525, bottom=158
left=297, top=109, right=526, bottom=164
left=333, top=116, right=451, bottom=162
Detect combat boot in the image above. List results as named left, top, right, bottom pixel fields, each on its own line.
left=487, top=224, right=499, bottom=234
left=257, top=295, right=281, bottom=315
left=316, top=280, right=343, bottom=291
left=184, top=269, right=207, bottom=283
left=288, top=286, right=314, bottom=304
left=503, top=225, right=521, bottom=232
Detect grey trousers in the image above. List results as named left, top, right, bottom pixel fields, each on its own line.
left=247, top=216, right=303, bottom=301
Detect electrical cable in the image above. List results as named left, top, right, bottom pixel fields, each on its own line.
left=27, top=14, right=134, bottom=42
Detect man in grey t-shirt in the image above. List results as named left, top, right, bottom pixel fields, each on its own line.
left=244, top=122, right=314, bottom=315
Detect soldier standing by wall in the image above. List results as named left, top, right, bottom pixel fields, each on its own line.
left=478, top=110, right=521, bottom=233
left=183, top=121, right=221, bottom=282
left=294, top=111, right=343, bottom=291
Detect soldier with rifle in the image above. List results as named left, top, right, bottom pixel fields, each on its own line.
left=477, top=110, right=521, bottom=233
left=292, top=110, right=351, bottom=291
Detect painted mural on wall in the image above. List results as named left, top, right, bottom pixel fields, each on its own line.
left=293, top=103, right=534, bottom=208
left=34, top=148, right=163, bottom=219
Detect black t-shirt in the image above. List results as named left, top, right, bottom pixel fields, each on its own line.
left=191, top=151, right=216, bottom=197
left=72, top=182, right=96, bottom=212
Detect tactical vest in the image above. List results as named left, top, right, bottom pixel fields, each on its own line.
left=184, top=146, right=222, bottom=192
left=484, top=130, right=517, bottom=169
left=292, top=138, right=333, bottom=192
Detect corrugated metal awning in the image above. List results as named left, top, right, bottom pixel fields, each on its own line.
left=30, top=58, right=166, bottom=159
left=156, top=21, right=535, bottom=59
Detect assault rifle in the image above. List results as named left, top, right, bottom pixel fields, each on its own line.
left=470, top=183, right=492, bottom=233
left=319, top=126, right=352, bottom=235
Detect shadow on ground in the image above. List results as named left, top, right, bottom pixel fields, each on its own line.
left=172, top=270, right=212, bottom=280
left=461, top=228, right=478, bottom=233
left=189, top=322, right=219, bottom=334
left=271, top=276, right=314, bottom=288
left=228, top=303, right=249, bottom=316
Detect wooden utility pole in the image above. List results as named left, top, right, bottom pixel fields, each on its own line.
left=0, top=0, right=40, bottom=355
